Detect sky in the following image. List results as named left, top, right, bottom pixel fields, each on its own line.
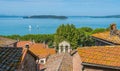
left=0, top=0, right=120, bottom=16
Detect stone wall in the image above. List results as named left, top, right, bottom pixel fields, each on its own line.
left=23, top=52, right=37, bottom=71
left=72, top=52, right=82, bottom=71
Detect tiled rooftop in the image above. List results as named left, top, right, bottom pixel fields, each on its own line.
left=0, top=37, right=16, bottom=47
left=45, top=53, right=65, bottom=71
left=45, top=53, right=73, bottom=71
left=17, top=41, right=56, bottom=58
left=17, top=41, right=33, bottom=47
left=92, top=31, right=120, bottom=45
left=29, top=44, right=56, bottom=58
left=77, top=46, right=120, bottom=68
left=0, top=47, right=23, bottom=71
left=58, top=53, right=73, bottom=71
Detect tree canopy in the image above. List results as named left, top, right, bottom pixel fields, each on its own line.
left=54, top=24, right=80, bottom=49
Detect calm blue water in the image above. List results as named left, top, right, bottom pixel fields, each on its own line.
left=0, top=16, right=120, bottom=35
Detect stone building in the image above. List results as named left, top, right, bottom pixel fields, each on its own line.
left=41, top=41, right=81, bottom=71
left=92, top=24, right=120, bottom=46
left=16, top=41, right=56, bottom=71
left=77, top=46, right=120, bottom=71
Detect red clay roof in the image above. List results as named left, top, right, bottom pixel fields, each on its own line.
left=17, top=41, right=33, bottom=47
left=29, top=44, right=56, bottom=58
left=77, top=46, right=120, bottom=67
left=92, top=31, right=120, bottom=44
left=17, top=41, right=56, bottom=58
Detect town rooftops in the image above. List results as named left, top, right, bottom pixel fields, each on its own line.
left=92, top=31, right=120, bottom=45
left=17, top=41, right=56, bottom=58
left=29, top=44, right=56, bottom=58
left=0, top=47, right=23, bottom=71
left=77, top=46, right=120, bottom=69
left=17, top=41, right=33, bottom=47
left=0, top=36, right=17, bottom=47
left=44, top=53, right=73, bottom=71
left=0, top=46, right=37, bottom=71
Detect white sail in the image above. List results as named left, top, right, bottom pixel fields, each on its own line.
left=29, top=25, right=32, bottom=29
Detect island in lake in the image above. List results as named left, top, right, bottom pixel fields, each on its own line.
left=23, top=15, right=68, bottom=19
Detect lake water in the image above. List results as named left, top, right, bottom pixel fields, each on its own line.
left=0, top=16, right=120, bottom=35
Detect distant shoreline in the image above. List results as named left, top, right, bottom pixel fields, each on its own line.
left=69, top=15, right=120, bottom=18
left=23, top=15, right=68, bottom=19
left=0, top=15, right=120, bottom=18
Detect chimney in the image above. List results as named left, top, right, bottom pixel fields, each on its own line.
left=110, top=23, right=117, bottom=36
left=25, top=44, right=29, bottom=49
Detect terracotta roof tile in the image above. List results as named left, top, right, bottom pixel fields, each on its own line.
left=17, top=41, right=33, bottom=47
left=92, top=31, right=120, bottom=44
left=29, top=44, right=56, bottom=58
left=77, top=46, right=120, bottom=67
left=17, top=41, right=56, bottom=58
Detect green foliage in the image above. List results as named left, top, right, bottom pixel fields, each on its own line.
left=5, top=34, right=54, bottom=48
left=54, top=24, right=78, bottom=49
left=54, top=24, right=94, bottom=49
left=78, top=27, right=93, bottom=32
left=92, top=28, right=106, bottom=34
left=4, top=35, right=21, bottom=40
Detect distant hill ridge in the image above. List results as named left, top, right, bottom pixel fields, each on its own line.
left=0, top=15, right=120, bottom=18
left=70, top=15, right=120, bottom=18
left=90, top=15, right=120, bottom=18
left=23, top=15, right=68, bottom=19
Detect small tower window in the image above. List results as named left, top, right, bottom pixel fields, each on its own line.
left=40, top=60, right=44, bottom=64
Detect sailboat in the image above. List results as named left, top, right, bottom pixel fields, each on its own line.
left=29, top=25, right=32, bottom=29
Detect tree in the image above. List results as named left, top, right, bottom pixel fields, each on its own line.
left=92, top=28, right=106, bottom=34
left=78, top=27, right=93, bottom=33
left=54, top=24, right=81, bottom=49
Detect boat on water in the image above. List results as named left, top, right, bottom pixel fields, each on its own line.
left=29, top=25, right=32, bottom=29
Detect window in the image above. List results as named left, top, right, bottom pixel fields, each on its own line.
left=40, top=60, right=44, bottom=64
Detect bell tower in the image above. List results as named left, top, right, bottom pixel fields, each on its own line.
left=58, top=41, right=71, bottom=53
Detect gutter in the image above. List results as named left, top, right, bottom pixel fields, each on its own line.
left=82, top=62, right=120, bottom=70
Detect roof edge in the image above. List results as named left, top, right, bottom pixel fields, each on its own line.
left=92, top=36, right=120, bottom=45
left=82, top=62, right=120, bottom=70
